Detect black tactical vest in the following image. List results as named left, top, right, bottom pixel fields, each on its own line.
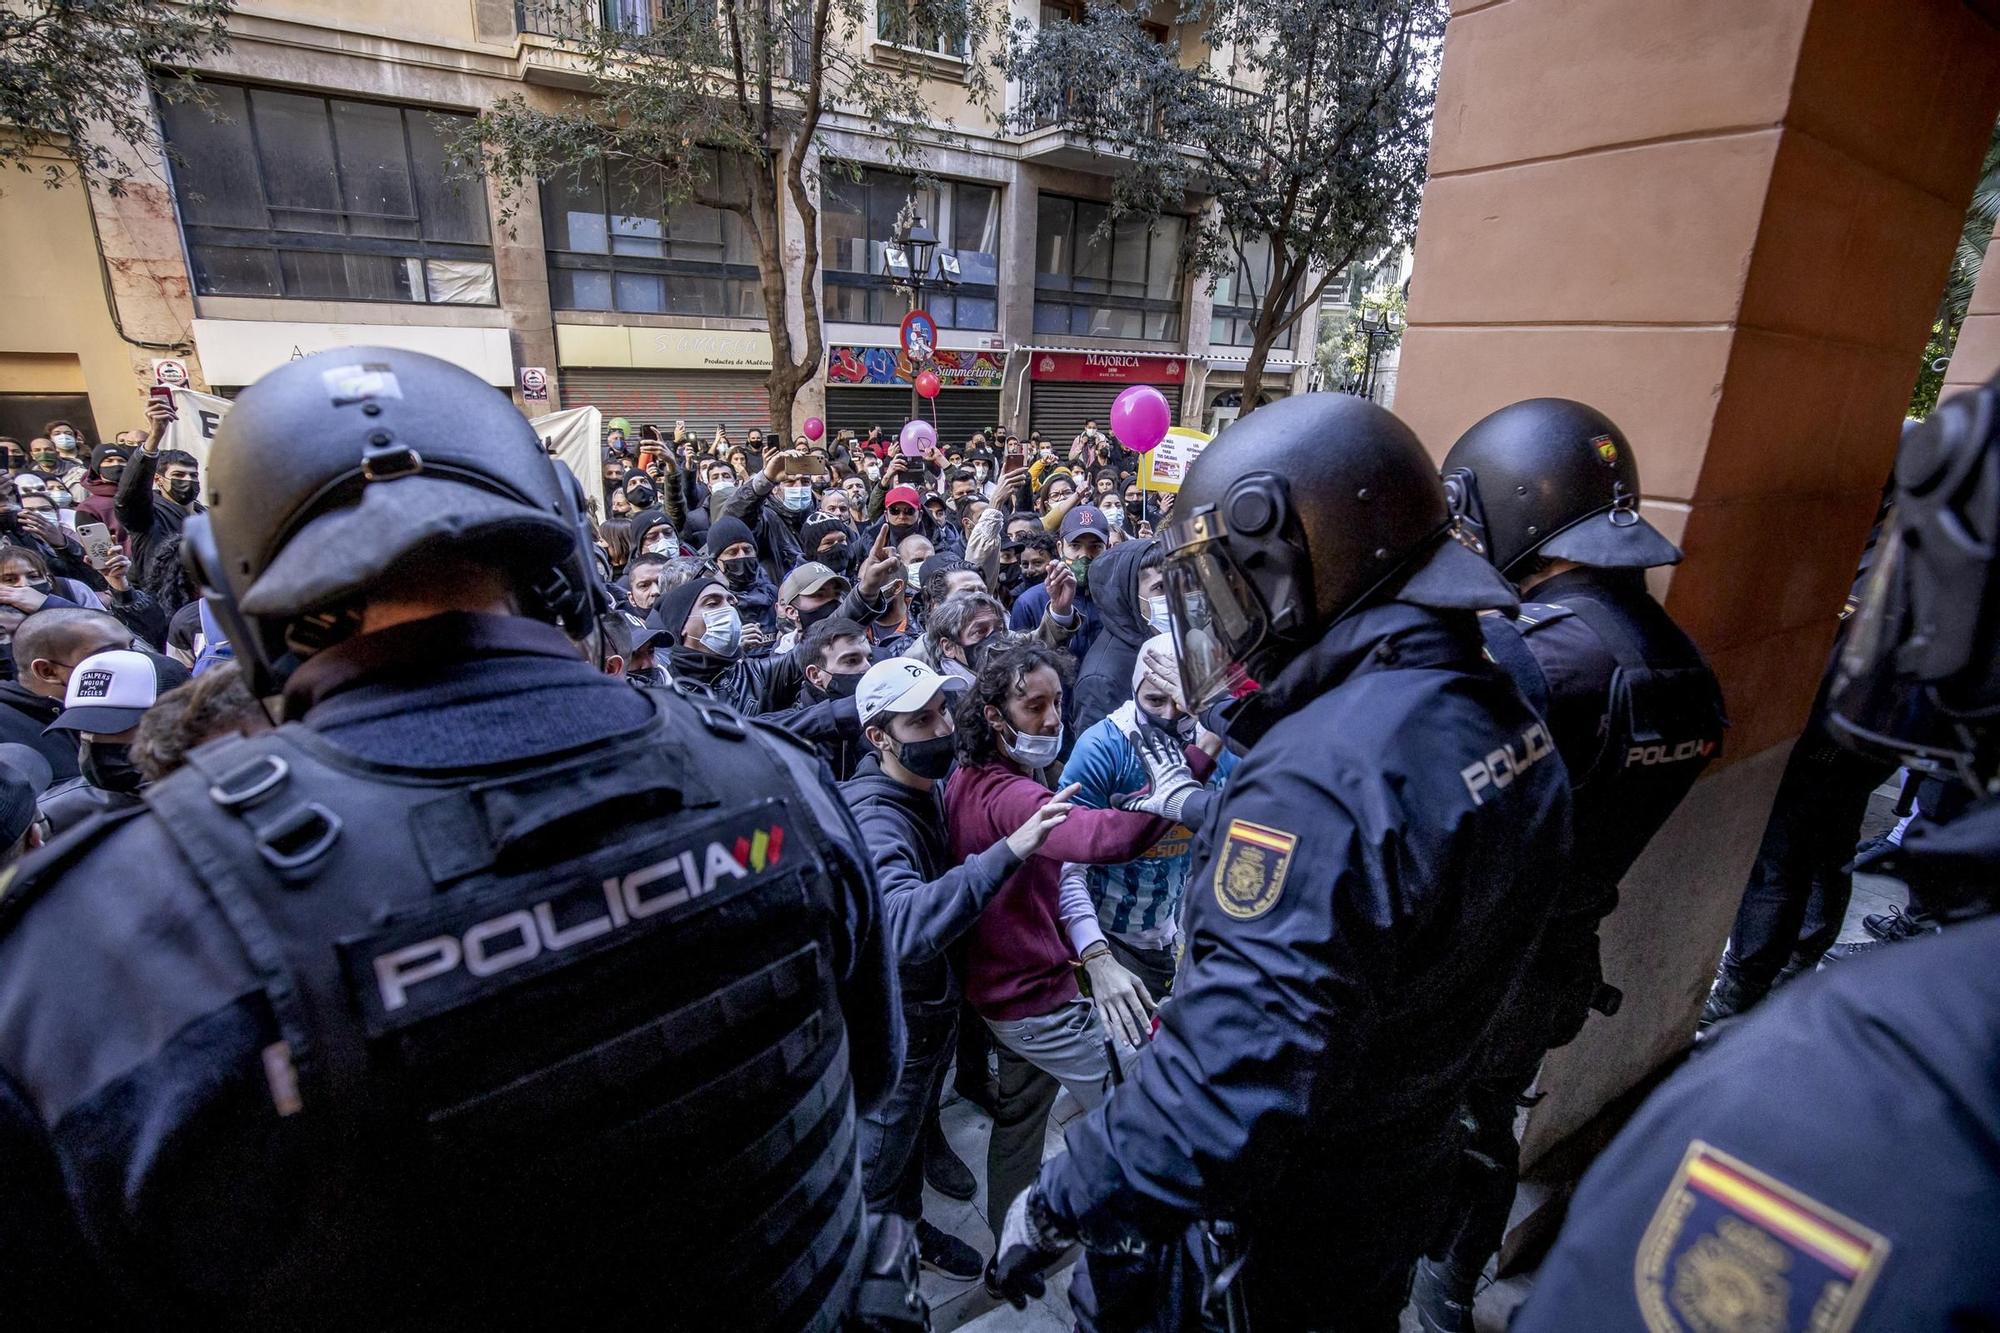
left=1482, top=584, right=1727, bottom=1056
left=137, top=686, right=869, bottom=1330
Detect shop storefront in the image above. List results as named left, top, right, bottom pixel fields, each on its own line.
left=555, top=324, right=773, bottom=437
left=825, top=346, right=1005, bottom=445
left=1025, top=350, right=1186, bottom=442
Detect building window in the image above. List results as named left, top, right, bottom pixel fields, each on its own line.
left=875, top=0, right=967, bottom=56
left=159, top=82, right=496, bottom=305
left=542, top=152, right=764, bottom=317
left=1033, top=193, right=1184, bottom=341
left=1209, top=232, right=1293, bottom=351
left=820, top=167, right=1000, bottom=331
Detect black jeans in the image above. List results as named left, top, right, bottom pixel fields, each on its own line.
left=858, top=1002, right=958, bottom=1219
left=1724, top=709, right=1894, bottom=986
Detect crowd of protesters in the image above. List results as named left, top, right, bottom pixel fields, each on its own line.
left=0, top=402, right=1215, bottom=1284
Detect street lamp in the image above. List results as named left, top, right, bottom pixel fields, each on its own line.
left=882, top=210, right=958, bottom=418
left=1352, top=306, right=1405, bottom=402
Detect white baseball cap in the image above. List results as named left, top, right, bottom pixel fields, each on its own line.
left=856, top=657, right=959, bottom=727
left=46, top=648, right=183, bottom=735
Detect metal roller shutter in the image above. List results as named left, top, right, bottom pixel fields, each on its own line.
left=559, top=369, right=770, bottom=437
left=1028, top=381, right=1182, bottom=444
left=825, top=386, right=1003, bottom=449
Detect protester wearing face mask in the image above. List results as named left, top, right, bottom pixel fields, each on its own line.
left=841, top=656, right=1077, bottom=1282
left=1057, top=634, right=1235, bottom=1002
left=0, top=608, right=131, bottom=779
left=38, top=646, right=189, bottom=835
left=704, top=517, right=778, bottom=647
left=715, top=447, right=823, bottom=586
left=1007, top=506, right=1102, bottom=660
left=800, top=511, right=854, bottom=572
left=945, top=640, right=1208, bottom=1244
left=119, top=396, right=202, bottom=613
left=923, top=590, right=1006, bottom=685
left=645, top=575, right=799, bottom=714
left=753, top=616, right=873, bottom=782
left=1071, top=537, right=1169, bottom=736
left=24, top=438, right=67, bottom=490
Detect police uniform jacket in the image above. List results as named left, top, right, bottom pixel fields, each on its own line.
left=0, top=612, right=901, bottom=1330
left=1039, top=598, right=1573, bottom=1310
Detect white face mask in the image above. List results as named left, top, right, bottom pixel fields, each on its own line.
left=780, top=484, right=814, bottom=512
left=974, top=465, right=989, bottom=481
left=699, top=605, right=743, bottom=656
left=51, top=434, right=77, bottom=452
left=646, top=535, right=675, bottom=556
left=906, top=559, right=925, bottom=586
left=1146, top=594, right=1172, bottom=635
left=1003, top=723, right=1063, bottom=768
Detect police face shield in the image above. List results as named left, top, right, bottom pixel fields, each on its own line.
left=1160, top=512, right=1270, bottom=710
left=1829, top=392, right=2000, bottom=792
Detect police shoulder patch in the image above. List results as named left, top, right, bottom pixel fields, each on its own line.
left=1213, top=819, right=1295, bottom=920
left=1635, top=1140, right=1890, bottom=1333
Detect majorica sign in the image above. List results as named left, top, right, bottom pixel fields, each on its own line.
left=1030, top=351, right=1187, bottom=383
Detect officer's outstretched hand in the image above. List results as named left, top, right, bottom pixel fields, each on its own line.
left=1112, top=726, right=1204, bottom=826
left=988, top=1185, right=1073, bottom=1309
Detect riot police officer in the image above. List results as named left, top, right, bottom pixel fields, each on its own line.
left=1417, top=399, right=1727, bottom=1329
left=0, top=348, right=901, bottom=1330
left=1513, top=376, right=2000, bottom=1332
left=989, top=393, right=1573, bottom=1331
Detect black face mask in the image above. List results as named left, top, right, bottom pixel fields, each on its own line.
left=625, top=484, right=657, bottom=508
left=26, top=579, right=51, bottom=597
left=165, top=478, right=198, bottom=505
left=1021, top=566, right=1048, bottom=587
left=81, top=740, right=143, bottom=794
left=1140, top=707, right=1196, bottom=743
left=796, top=599, right=840, bottom=633
left=823, top=669, right=863, bottom=699
left=719, top=555, right=759, bottom=589
left=1125, top=501, right=1145, bottom=521
left=893, top=732, right=956, bottom=781
left=998, top=564, right=1024, bottom=592
left=818, top=541, right=851, bottom=568
left=626, top=665, right=667, bottom=689
left=100, top=466, right=124, bottom=485
left=884, top=520, right=917, bottom=543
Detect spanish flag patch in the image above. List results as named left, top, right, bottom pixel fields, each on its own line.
left=1213, top=819, right=1296, bottom=921
left=1636, top=1141, right=1889, bottom=1333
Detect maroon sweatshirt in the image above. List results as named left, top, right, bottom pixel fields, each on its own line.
left=946, top=753, right=1209, bottom=1022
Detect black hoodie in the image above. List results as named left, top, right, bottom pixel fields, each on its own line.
left=0, top=682, right=79, bottom=781
left=839, top=753, right=1019, bottom=1009
left=1072, top=536, right=1162, bottom=735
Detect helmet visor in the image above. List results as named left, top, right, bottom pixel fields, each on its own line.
left=1161, top=515, right=1269, bottom=709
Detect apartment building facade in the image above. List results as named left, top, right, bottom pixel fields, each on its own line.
left=0, top=0, right=1319, bottom=448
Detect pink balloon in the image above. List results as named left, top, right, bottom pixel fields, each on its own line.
left=802, top=416, right=825, bottom=441
left=1110, top=384, right=1172, bottom=453
left=899, top=418, right=936, bottom=457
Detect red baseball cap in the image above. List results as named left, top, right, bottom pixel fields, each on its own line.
left=884, top=485, right=923, bottom=510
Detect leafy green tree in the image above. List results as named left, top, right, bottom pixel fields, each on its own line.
left=1913, top=120, right=2000, bottom=417
left=457, top=0, right=998, bottom=434
left=1007, top=0, right=1444, bottom=417
left=0, top=0, right=233, bottom=195
left=1318, top=285, right=1405, bottom=397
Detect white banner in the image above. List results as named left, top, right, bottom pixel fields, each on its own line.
left=164, top=392, right=606, bottom=520
left=530, top=406, right=606, bottom=519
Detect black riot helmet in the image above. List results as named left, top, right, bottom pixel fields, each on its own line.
left=182, top=347, right=597, bottom=704
left=1829, top=389, right=2000, bottom=793
left=1441, top=398, right=1682, bottom=578
left=1160, top=393, right=1517, bottom=708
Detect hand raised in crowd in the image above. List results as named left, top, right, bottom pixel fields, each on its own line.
left=994, top=466, right=1029, bottom=505
left=1083, top=946, right=1155, bottom=1049
left=1005, top=782, right=1080, bottom=861
left=1137, top=521, right=1154, bottom=538
left=762, top=448, right=803, bottom=482
left=856, top=523, right=901, bottom=598
left=101, top=550, right=131, bottom=594
left=739, top=621, right=771, bottom=654
left=1045, top=558, right=1076, bottom=617
left=143, top=395, right=176, bottom=452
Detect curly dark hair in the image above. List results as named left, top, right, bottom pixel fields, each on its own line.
left=952, top=639, right=1073, bottom=767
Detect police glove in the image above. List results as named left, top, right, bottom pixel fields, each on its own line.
left=989, top=1184, right=1073, bottom=1308
left=1113, top=726, right=1211, bottom=829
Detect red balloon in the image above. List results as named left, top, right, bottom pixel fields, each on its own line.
left=914, top=369, right=942, bottom=400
